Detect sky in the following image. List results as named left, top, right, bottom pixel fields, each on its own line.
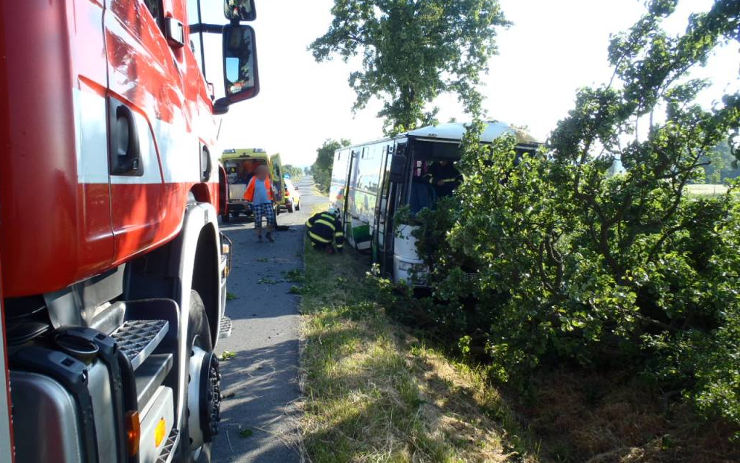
left=207, top=0, right=738, bottom=167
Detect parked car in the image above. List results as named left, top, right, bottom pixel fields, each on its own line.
left=282, top=178, right=301, bottom=212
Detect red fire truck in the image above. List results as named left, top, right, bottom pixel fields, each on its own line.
left=0, top=0, right=260, bottom=461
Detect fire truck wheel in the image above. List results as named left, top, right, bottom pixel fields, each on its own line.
left=182, top=290, right=220, bottom=463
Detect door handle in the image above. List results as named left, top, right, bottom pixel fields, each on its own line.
left=108, top=98, right=142, bottom=176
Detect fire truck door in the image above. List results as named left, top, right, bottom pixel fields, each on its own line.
left=104, top=0, right=187, bottom=261
left=71, top=0, right=117, bottom=273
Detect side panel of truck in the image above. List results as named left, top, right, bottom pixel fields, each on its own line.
left=0, top=0, right=218, bottom=298
left=105, top=0, right=218, bottom=264
left=0, top=0, right=114, bottom=297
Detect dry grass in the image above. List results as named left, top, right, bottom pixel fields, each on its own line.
left=685, top=184, right=730, bottom=196
left=299, top=245, right=538, bottom=463
left=520, top=370, right=740, bottom=462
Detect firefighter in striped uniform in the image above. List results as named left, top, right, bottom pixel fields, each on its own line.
left=306, top=208, right=345, bottom=254
left=424, top=160, right=462, bottom=197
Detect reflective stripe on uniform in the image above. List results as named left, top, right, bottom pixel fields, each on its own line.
left=335, top=229, right=344, bottom=248
left=309, top=231, right=332, bottom=243
left=316, top=219, right=336, bottom=230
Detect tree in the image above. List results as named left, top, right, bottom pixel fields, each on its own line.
left=414, top=0, right=740, bottom=426
left=701, top=141, right=740, bottom=183
left=311, top=138, right=351, bottom=193
left=283, top=164, right=305, bottom=179
left=310, top=0, right=508, bottom=134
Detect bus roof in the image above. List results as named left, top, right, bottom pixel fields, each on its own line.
left=337, top=122, right=539, bottom=151
left=406, top=122, right=538, bottom=144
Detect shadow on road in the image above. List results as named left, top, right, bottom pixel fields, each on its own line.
left=214, top=340, right=302, bottom=463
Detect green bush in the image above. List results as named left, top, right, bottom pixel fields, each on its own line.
left=407, top=0, right=740, bottom=428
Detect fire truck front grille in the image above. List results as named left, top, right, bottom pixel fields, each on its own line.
left=111, top=320, right=169, bottom=370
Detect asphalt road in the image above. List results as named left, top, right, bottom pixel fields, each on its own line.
left=212, top=177, right=324, bottom=463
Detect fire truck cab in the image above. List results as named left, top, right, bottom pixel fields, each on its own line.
left=0, top=0, right=260, bottom=461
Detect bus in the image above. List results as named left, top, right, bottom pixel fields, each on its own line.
left=330, top=122, right=538, bottom=284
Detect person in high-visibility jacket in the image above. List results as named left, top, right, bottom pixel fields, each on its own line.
left=306, top=209, right=344, bottom=253
left=243, top=165, right=277, bottom=242
left=424, top=160, right=462, bottom=197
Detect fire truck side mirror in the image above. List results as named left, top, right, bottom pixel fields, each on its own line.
left=224, top=0, right=256, bottom=21
left=215, top=24, right=260, bottom=114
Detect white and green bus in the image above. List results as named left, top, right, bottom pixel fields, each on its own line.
left=330, top=122, right=538, bottom=284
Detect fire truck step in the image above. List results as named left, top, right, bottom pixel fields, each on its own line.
left=156, top=428, right=180, bottom=463
left=111, top=319, right=169, bottom=370
left=219, top=315, right=233, bottom=339
left=135, top=353, right=174, bottom=410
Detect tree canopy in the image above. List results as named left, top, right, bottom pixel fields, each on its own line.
left=310, top=0, right=508, bottom=134
left=702, top=142, right=740, bottom=183
left=407, top=0, right=740, bottom=431
left=282, top=164, right=305, bottom=179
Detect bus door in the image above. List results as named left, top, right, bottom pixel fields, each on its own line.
left=374, top=142, right=406, bottom=274
left=345, top=148, right=363, bottom=247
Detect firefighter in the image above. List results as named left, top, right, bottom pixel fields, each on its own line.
left=425, top=160, right=462, bottom=197
left=306, top=209, right=344, bottom=254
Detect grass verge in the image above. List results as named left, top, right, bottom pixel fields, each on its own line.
left=299, top=245, right=538, bottom=462
left=519, top=369, right=740, bottom=462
